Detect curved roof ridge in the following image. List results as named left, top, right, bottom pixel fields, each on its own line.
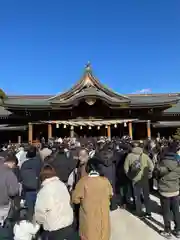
left=48, top=64, right=129, bottom=101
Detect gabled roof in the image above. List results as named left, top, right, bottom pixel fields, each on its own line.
left=48, top=63, right=130, bottom=106
left=128, top=95, right=180, bottom=107
left=1, top=63, right=179, bottom=110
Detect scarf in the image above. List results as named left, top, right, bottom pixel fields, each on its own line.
left=88, top=170, right=99, bottom=177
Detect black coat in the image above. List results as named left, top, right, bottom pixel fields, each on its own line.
left=50, top=151, right=77, bottom=183
left=115, top=150, right=129, bottom=187
left=94, top=150, right=118, bottom=191
left=20, top=156, right=42, bottom=191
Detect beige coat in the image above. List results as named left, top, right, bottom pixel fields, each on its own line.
left=72, top=175, right=113, bottom=240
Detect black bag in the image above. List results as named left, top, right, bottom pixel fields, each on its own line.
left=0, top=225, right=13, bottom=240
left=129, top=154, right=142, bottom=179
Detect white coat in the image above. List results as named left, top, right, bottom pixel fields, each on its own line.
left=34, top=176, right=73, bottom=231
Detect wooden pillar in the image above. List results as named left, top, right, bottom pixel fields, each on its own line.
left=28, top=123, right=33, bottom=143
left=147, top=120, right=151, bottom=139
left=18, top=135, right=21, bottom=144
left=107, top=125, right=111, bottom=140
left=70, top=126, right=74, bottom=138
left=48, top=123, right=52, bottom=139
left=128, top=121, right=133, bottom=140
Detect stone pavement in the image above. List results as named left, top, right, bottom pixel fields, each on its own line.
left=110, top=195, right=177, bottom=240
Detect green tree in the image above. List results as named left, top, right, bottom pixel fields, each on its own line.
left=173, top=128, right=180, bottom=140
left=0, top=89, right=7, bottom=105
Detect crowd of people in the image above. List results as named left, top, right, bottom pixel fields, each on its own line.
left=0, top=135, right=180, bottom=239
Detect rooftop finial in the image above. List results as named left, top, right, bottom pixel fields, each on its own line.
left=85, top=61, right=91, bottom=72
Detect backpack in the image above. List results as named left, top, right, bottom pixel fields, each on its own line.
left=21, top=168, right=39, bottom=191
left=129, top=153, right=142, bottom=179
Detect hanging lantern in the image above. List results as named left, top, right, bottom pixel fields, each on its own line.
left=105, top=125, right=108, bottom=128
left=124, top=122, right=127, bottom=127
left=89, top=126, right=92, bottom=130
left=70, top=126, right=74, bottom=130
left=63, top=124, right=67, bottom=129
left=97, top=126, right=100, bottom=130
left=114, top=124, right=117, bottom=128
left=80, top=126, right=83, bottom=130
left=56, top=123, right=59, bottom=128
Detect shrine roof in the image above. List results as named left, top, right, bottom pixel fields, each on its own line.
left=0, top=63, right=179, bottom=113
left=3, top=93, right=179, bottom=108
left=163, top=101, right=180, bottom=115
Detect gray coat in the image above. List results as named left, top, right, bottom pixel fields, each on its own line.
left=0, top=162, right=19, bottom=206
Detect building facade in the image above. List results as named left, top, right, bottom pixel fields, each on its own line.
left=0, top=64, right=180, bottom=143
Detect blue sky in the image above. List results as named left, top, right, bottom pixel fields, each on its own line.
left=0, top=0, right=180, bottom=95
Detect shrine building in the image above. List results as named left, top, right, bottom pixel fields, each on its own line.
left=0, top=63, right=180, bottom=143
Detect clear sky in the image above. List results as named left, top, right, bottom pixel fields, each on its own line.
left=0, top=0, right=180, bottom=95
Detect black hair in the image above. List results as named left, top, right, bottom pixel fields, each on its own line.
left=132, top=142, right=141, bottom=148
left=26, top=145, right=37, bottom=158
left=167, top=142, right=178, bottom=154
left=85, top=157, right=104, bottom=176
left=44, top=153, right=55, bottom=163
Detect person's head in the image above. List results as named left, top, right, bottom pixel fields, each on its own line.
left=86, top=157, right=104, bottom=176
left=4, top=153, right=18, bottom=169
left=168, top=142, right=179, bottom=154
left=44, top=153, right=55, bottom=163
left=78, top=148, right=89, bottom=165
left=132, top=141, right=141, bottom=149
left=26, top=145, right=36, bottom=159
left=40, top=164, right=57, bottom=182
left=17, top=144, right=25, bottom=152
left=2, top=144, right=8, bottom=151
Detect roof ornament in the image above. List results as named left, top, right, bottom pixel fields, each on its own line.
left=83, top=61, right=94, bottom=88
left=85, top=61, right=92, bottom=73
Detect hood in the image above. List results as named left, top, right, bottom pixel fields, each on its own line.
left=42, top=176, right=59, bottom=186
left=131, top=147, right=143, bottom=155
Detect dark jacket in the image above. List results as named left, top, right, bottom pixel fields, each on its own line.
left=116, top=149, right=129, bottom=187
left=94, top=149, right=117, bottom=191
left=20, top=156, right=42, bottom=191
left=157, top=152, right=180, bottom=194
left=50, top=150, right=77, bottom=183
